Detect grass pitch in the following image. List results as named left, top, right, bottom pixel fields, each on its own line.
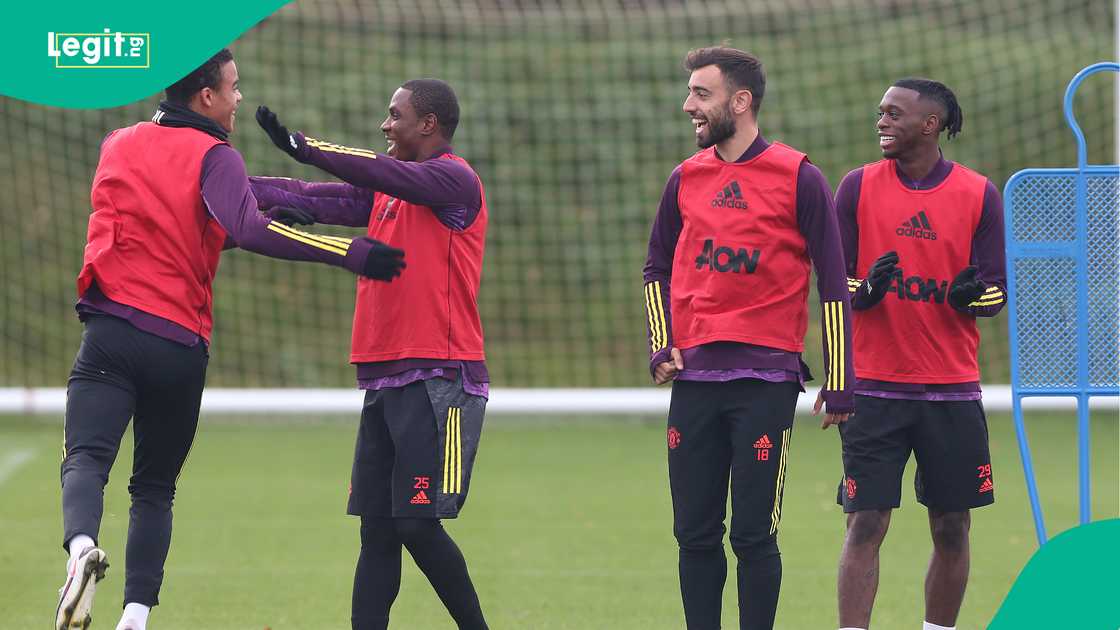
left=0, top=410, right=1115, bottom=629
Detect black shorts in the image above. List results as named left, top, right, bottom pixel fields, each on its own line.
left=837, top=395, right=994, bottom=513
left=347, top=374, right=486, bottom=519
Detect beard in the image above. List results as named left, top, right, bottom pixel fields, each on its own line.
left=697, top=105, right=736, bottom=149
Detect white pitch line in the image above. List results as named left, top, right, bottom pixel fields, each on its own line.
left=0, top=448, right=38, bottom=486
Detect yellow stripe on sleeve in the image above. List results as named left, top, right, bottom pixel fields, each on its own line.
left=652, top=281, right=668, bottom=352
left=644, top=283, right=660, bottom=353
left=970, top=297, right=1005, bottom=307
left=266, top=222, right=349, bottom=256
left=314, top=234, right=355, bottom=245
left=821, top=301, right=845, bottom=391
left=305, top=137, right=380, bottom=159
left=823, top=302, right=836, bottom=391
left=267, top=220, right=352, bottom=250
left=828, top=300, right=837, bottom=390
left=835, top=302, right=845, bottom=391
left=644, top=282, right=668, bottom=353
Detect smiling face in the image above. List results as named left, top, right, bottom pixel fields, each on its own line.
left=380, top=88, right=428, bottom=161
left=683, top=65, right=742, bottom=149
left=876, top=86, right=940, bottom=159
left=200, top=60, right=241, bottom=133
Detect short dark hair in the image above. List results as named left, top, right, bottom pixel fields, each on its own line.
left=165, top=48, right=234, bottom=105
left=684, top=47, right=766, bottom=117
left=892, top=77, right=964, bottom=139
left=401, top=78, right=460, bottom=140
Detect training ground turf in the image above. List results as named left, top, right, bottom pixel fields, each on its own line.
left=1, top=410, right=1115, bottom=629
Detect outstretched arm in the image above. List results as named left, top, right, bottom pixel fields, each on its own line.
left=255, top=106, right=482, bottom=230
left=201, top=145, right=403, bottom=281
left=248, top=176, right=374, bottom=227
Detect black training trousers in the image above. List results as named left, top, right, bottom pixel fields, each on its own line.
left=61, top=315, right=208, bottom=607
left=667, top=378, right=800, bottom=630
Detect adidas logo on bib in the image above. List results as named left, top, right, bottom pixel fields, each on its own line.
left=896, top=210, right=937, bottom=241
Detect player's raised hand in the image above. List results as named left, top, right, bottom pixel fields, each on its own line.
left=948, top=265, right=985, bottom=309
left=813, top=389, right=851, bottom=429
left=653, top=347, right=684, bottom=385
left=256, top=105, right=305, bottom=161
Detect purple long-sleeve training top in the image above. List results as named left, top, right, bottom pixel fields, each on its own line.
left=249, top=142, right=489, bottom=397
left=835, top=155, right=1006, bottom=401
left=79, top=143, right=376, bottom=346
left=643, top=135, right=855, bottom=413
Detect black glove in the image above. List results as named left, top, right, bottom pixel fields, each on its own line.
left=266, top=206, right=315, bottom=226
left=948, top=266, right=986, bottom=309
left=853, top=250, right=899, bottom=310
left=358, top=237, right=406, bottom=281
left=256, top=105, right=304, bottom=160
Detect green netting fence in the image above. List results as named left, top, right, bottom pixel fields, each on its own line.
left=0, top=0, right=1114, bottom=388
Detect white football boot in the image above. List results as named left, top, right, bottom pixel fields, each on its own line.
left=55, top=546, right=109, bottom=629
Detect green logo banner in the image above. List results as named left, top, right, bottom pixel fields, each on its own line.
left=989, top=519, right=1120, bottom=629
left=2, top=1, right=289, bottom=108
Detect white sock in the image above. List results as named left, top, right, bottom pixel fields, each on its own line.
left=923, top=622, right=955, bottom=630
left=118, top=602, right=150, bottom=630
left=66, top=534, right=95, bottom=569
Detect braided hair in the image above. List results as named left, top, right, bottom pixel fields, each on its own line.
left=892, top=78, right=963, bottom=140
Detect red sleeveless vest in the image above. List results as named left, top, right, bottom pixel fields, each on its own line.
left=350, top=153, right=487, bottom=363
left=853, top=159, right=988, bottom=383
left=78, top=123, right=227, bottom=342
left=671, top=142, right=812, bottom=352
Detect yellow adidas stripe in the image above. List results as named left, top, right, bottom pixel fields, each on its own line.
left=454, top=407, right=463, bottom=494
left=314, top=234, right=354, bottom=245
left=837, top=302, right=842, bottom=390
left=644, top=283, right=660, bottom=353
left=823, top=303, right=832, bottom=390
left=770, top=428, right=791, bottom=534
left=832, top=302, right=840, bottom=391
left=313, top=145, right=378, bottom=159
left=822, top=301, right=845, bottom=391
left=824, top=302, right=836, bottom=390
left=267, top=220, right=352, bottom=252
left=970, top=297, right=1005, bottom=307
left=443, top=407, right=453, bottom=492
left=270, top=221, right=353, bottom=251
left=305, top=136, right=379, bottom=155
left=645, top=282, right=668, bottom=353
left=266, top=222, right=349, bottom=256
left=305, top=137, right=379, bottom=159
left=652, top=281, right=668, bottom=352
left=983, top=285, right=1002, bottom=294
